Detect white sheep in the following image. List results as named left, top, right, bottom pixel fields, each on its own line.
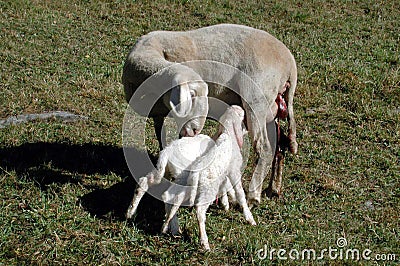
left=122, top=24, right=298, bottom=205
left=161, top=105, right=256, bottom=250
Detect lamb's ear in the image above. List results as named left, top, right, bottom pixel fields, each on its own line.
left=169, top=78, right=192, bottom=117
left=231, top=106, right=245, bottom=148
left=233, top=118, right=244, bottom=148
left=162, top=188, right=175, bottom=205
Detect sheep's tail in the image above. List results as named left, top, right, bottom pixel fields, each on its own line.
left=285, top=61, right=298, bottom=155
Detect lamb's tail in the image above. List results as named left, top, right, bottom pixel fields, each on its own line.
left=162, top=173, right=196, bottom=206
left=153, top=148, right=170, bottom=183
left=187, top=172, right=199, bottom=206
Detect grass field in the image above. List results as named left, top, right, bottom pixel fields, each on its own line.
left=1, top=0, right=399, bottom=264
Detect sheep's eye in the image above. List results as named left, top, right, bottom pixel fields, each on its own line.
left=190, top=90, right=196, bottom=97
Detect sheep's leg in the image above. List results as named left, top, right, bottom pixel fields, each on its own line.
left=266, top=149, right=284, bottom=197
left=266, top=121, right=283, bottom=197
left=230, top=173, right=256, bottom=225
left=126, top=176, right=149, bottom=219
left=154, top=116, right=165, bottom=150
left=196, top=204, right=210, bottom=250
left=276, top=151, right=284, bottom=195
left=247, top=119, right=275, bottom=206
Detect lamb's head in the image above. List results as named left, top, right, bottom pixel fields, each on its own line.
left=168, top=74, right=209, bottom=137
left=217, top=105, right=246, bottom=148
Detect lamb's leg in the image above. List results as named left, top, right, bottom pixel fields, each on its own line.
left=162, top=203, right=181, bottom=236
left=220, top=194, right=230, bottom=211
left=196, top=204, right=210, bottom=250
left=126, top=176, right=149, bottom=219
left=228, top=190, right=237, bottom=204
left=161, top=191, right=185, bottom=235
left=230, top=173, right=256, bottom=225
left=225, top=178, right=237, bottom=205
left=219, top=177, right=230, bottom=211
left=220, top=179, right=237, bottom=210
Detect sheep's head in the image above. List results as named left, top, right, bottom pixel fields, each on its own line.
left=168, top=75, right=208, bottom=137
left=218, top=105, right=246, bottom=148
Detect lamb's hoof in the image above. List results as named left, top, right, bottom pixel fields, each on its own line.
left=126, top=207, right=135, bottom=219
left=201, top=243, right=211, bottom=251
left=246, top=215, right=257, bottom=226
left=170, top=228, right=181, bottom=237
left=168, top=223, right=181, bottom=236
left=249, top=220, right=257, bottom=226
left=161, top=225, right=169, bottom=235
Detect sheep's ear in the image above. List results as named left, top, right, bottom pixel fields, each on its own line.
left=169, top=82, right=192, bottom=117
left=191, top=80, right=208, bottom=97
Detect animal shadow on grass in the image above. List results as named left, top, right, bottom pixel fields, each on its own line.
left=0, top=142, right=165, bottom=234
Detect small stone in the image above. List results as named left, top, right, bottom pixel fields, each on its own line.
left=364, top=200, right=374, bottom=210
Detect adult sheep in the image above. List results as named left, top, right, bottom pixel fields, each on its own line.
left=122, top=24, right=298, bottom=205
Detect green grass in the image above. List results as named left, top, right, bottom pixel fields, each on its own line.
left=1, top=0, right=399, bottom=264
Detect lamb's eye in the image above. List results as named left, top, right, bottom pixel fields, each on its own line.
left=190, top=90, right=196, bottom=97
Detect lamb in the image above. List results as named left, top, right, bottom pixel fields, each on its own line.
left=122, top=24, right=298, bottom=205
left=126, top=105, right=245, bottom=220
left=161, top=105, right=256, bottom=250
left=125, top=133, right=215, bottom=220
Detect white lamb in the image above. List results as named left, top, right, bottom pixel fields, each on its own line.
left=125, top=133, right=215, bottom=221
left=126, top=105, right=245, bottom=219
left=161, top=105, right=256, bottom=250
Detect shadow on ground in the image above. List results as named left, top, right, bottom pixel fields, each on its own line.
left=0, top=142, right=165, bottom=234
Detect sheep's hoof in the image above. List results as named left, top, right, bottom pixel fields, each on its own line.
left=264, top=186, right=282, bottom=199
left=247, top=198, right=260, bottom=209
left=289, top=140, right=298, bottom=154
